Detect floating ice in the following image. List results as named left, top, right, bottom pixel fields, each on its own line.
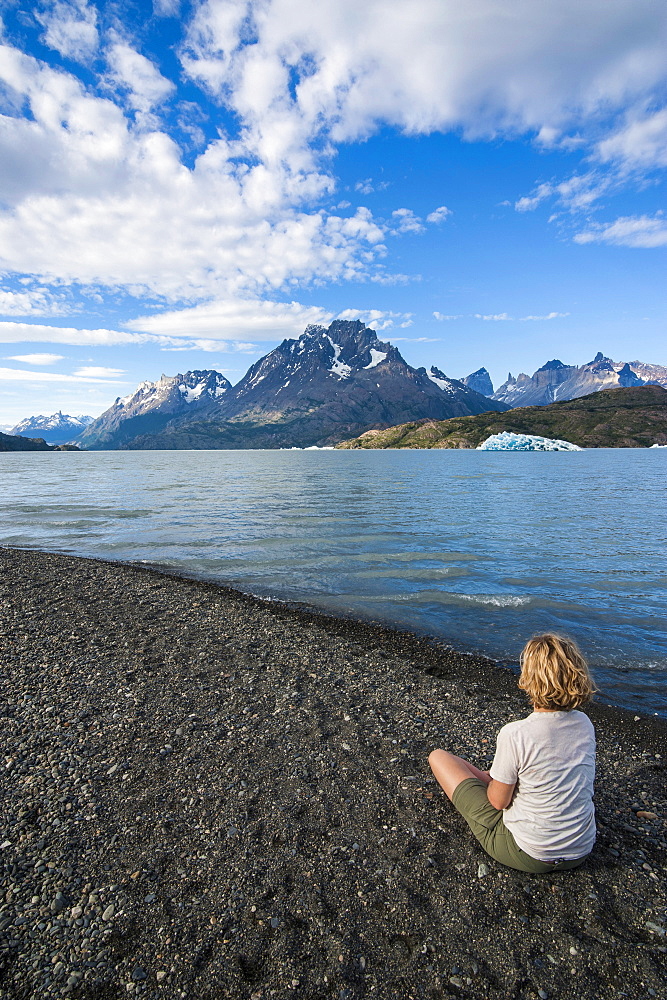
left=477, top=431, right=582, bottom=451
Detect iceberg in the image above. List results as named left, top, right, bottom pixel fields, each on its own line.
left=477, top=431, right=582, bottom=451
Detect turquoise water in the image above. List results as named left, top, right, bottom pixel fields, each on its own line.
left=2, top=448, right=666, bottom=715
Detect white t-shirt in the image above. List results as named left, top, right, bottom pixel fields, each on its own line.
left=489, top=710, right=596, bottom=862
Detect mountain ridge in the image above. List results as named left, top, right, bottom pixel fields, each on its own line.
left=9, top=412, right=93, bottom=446
left=485, top=353, right=667, bottom=407
left=78, top=321, right=507, bottom=450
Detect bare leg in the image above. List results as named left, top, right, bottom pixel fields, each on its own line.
left=428, top=749, right=491, bottom=801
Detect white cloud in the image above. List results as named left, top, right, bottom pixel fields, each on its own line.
left=515, top=182, right=555, bottom=212
left=335, top=308, right=413, bottom=330
left=433, top=312, right=463, bottom=320
left=0, top=322, right=154, bottom=347
left=426, top=205, right=451, bottom=224
left=0, top=287, right=70, bottom=316
left=0, top=0, right=666, bottom=311
left=0, top=366, right=126, bottom=384
left=392, top=336, right=439, bottom=342
left=106, top=38, right=176, bottom=114
left=73, top=366, right=125, bottom=377
left=184, top=0, right=667, bottom=144
left=36, top=1, right=99, bottom=63
left=154, top=0, right=181, bottom=16
left=5, top=353, right=64, bottom=364
left=475, top=312, right=512, bottom=321
left=519, top=311, right=569, bottom=321
left=596, top=107, right=667, bottom=173
left=574, top=213, right=667, bottom=247
left=391, top=209, right=424, bottom=234
left=127, top=298, right=333, bottom=339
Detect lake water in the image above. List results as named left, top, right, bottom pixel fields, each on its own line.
left=2, top=449, right=666, bottom=716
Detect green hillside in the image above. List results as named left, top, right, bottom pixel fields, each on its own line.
left=336, top=385, right=667, bottom=449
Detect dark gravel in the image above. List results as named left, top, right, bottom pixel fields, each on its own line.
left=1, top=547, right=665, bottom=1000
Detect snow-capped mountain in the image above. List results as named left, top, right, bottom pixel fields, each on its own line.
left=491, top=353, right=667, bottom=407
left=9, top=412, right=94, bottom=446
left=78, top=370, right=232, bottom=449
left=80, top=321, right=507, bottom=450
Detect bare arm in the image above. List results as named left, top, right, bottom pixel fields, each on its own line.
left=487, top=778, right=516, bottom=810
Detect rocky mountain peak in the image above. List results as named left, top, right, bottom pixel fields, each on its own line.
left=586, top=353, right=615, bottom=372
left=462, top=367, right=494, bottom=396
left=9, top=411, right=94, bottom=445
left=617, top=363, right=645, bottom=387
left=536, top=359, right=568, bottom=372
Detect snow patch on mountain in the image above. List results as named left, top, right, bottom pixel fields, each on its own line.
left=325, top=336, right=353, bottom=378
left=364, top=350, right=387, bottom=369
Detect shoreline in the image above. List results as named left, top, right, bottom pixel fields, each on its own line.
left=5, top=543, right=667, bottom=727
left=1, top=547, right=666, bottom=999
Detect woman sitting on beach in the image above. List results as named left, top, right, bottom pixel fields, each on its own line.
left=428, top=634, right=597, bottom=873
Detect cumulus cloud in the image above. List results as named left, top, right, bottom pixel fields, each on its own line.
left=426, top=205, right=451, bottom=224
left=596, top=107, right=667, bottom=173
left=574, top=213, right=667, bottom=247
left=106, top=38, right=176, bottom=114
left=0, top=287, right=70, bottom=316
left=5, top=353, right=64, bottom=364
left=391, top=209, right=424, bottom=234
left=475, top=312, right=512, bottom=321
left=183, top=0, right=667, bottom=144
left=36, top=0, right=99, bottom=63
left=1, top=0, right=666, bottom=317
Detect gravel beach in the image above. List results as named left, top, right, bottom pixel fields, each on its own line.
left=1, top=547, right=666, bottom=1000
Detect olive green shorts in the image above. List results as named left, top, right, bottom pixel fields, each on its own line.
left=451, top=778, right=589, bottom=874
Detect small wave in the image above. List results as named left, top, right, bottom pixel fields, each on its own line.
left=458, top=594, right=531, bottom=607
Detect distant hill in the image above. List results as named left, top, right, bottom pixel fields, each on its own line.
left=79, top=321, right=507, bottom=450
left=9, top=412, right=93, bottom=445
left=337, top=385, right=667, bottom=449
left=0, top=431, right=52, bottom=452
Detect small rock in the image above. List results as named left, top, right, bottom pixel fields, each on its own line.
left=636, top=811, right=658, bottom=820
left=538, top=990, right=548, bottom=999
left=477, top=863, right=489, bottom=878
left=156, top=971, right=167, bottom=982
left=132, top=966, right=146, bottom=981
left=270, top=917, right=279, bottom=928
left=144, top=893, right=156, bottom=903
left=449, top=976, right=463, bottom=987
left=102, top=904, right=115, bottom=921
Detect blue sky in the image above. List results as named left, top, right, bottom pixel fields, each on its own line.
left=0, top=0, right=666, bottom=425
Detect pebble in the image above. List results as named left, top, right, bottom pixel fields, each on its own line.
left=1, top=548, right=665, bottom=1000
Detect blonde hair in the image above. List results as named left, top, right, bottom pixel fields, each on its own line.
left=518, top=633, right=596, bottom=710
